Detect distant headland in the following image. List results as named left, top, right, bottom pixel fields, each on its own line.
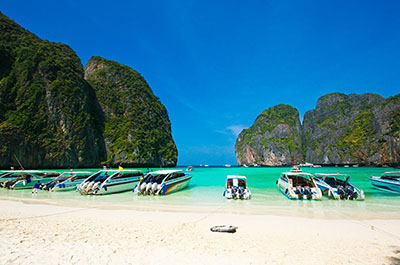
left=235, top=93, right=400, bottom=167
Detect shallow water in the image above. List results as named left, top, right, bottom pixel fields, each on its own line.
left=1, top=167, right=399, bottom=219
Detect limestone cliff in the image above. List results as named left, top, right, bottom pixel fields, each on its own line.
left=85, top=56, right=177, bottom=167
left=0, top=12, right=106, bottom=168
left=303, top=93, right=400, bottom=166
left=235, top=104, right=303, bottom=166
left=235, top=93, right=400, bottom=166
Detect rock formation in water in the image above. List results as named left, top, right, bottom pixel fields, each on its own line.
left=236, top=93, right=400, bottom=166
left=85, top=56, right=177, bottom=167
left=235, top=104, right=303, bottom=166
left=0, top=12, right=106, bottom=168
left=303, top=93, right=400, bottom=166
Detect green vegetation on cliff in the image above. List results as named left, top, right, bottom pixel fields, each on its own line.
left=235, top=104, right=303, bottom=166
left=236, top=93, right=400, bottom=166
left=0, top=12, right=106, bottom=168
left=85, top=56, right=177, bottom=167
left=303, top=93, right=399, bottom=165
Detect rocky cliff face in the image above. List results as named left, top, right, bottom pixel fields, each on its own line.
left=0, top=12, right=106, bottom=168
left=235, top=104, right=303, bottom=166
left=85, top=56, right=177, bottom=167
left=235, top=93, right=400, bottom=167
left=303, top=93, right=400, bottom=166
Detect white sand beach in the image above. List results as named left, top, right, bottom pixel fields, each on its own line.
left=0, top=199, right=400, bottom=265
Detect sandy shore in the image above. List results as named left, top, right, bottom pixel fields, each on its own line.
left=0, top=199, right=400, bottom=265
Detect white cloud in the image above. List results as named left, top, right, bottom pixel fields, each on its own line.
left=226, top=125, right=247, bottom=136
left=216, top=125, right=248, bottom=137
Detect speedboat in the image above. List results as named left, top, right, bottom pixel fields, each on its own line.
left=369, top=172, right=400, bottom=194
left=0, top=170, right=59, bottom=189
left=290, top=166, right=302, bottom=173
left=133, top=170, right=192, bottom=195
left=77, top=170, right=143, bottom=195
left=223, top=175, right=251, bottom=200
left=277, top=172, right=322, bottom=200
left=313, top=173, right=365, bottom=200
left=186, top=166, right=194, bottom=171
left=299, top=162, right=314, bottom=167
left=41, top=171, right=93, bottom=191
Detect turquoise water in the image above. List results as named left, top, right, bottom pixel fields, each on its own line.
left=1, top=167, right=399, bottom=219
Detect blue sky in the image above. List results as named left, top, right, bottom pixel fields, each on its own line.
left=3, top=0, right=400, bottom=165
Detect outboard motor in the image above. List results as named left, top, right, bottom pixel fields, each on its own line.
left=85, top=182, right=95, bottom=194
left=150, top=182, right=158, bottom=194
left=231, top=186, right=238, bottom=199
left=303, top=186, right=312, bottom=200
left=337, top=185, right=346, bottom=200
left=91, top=182, right=101, bottom=194
left=344, top=185, right=357, bottom=200
left=296, top=186, right=304, bottom=199
left=145, top=182, right=153, bottom=195
left=139, top=183, right=147, bottom=194
left=237, top=187, right=245, bottom=199
left=78, top=182, right=88, bottom=193
left=5, top=179, right=18, bottom=189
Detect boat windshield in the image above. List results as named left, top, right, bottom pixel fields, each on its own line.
left=287, top=174, right=315, bottom=187
left=381, top=174, right=400, bottom=181
left=227, top=178, right=246, bottom=188
left=111, top=172, right=143, bottom=180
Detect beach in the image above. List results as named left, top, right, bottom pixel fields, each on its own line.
left=1, top=199, right=400, bottom=265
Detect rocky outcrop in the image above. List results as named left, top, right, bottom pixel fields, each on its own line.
left=85, top=56, right=177, bottom=167
left=303, top=93, right=400, bottom=166
left=235, top=93, right=400, bottom=166
left=0, top=12, right=106, bottom=168
left=235, top=104, right=303, bottom=166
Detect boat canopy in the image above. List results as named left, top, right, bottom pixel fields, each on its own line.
left=226, top=175, right=247, bottom=188
left=314, top=173, right=350, bottom=178
left=227, top=175, right=247, bottom=180
left=282, top=172, right=313, bottom=177
left=0, top=170, right=44, bottom=173
left=147, top=170, right=184, bottom=175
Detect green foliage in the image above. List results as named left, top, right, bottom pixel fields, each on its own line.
left=0, top=12, right=106, bottom=168
left=85, top=56, right=177, bottom=166
left=235, top=104, right=302, bottom=164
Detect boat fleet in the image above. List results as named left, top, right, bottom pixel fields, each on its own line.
left=0, top=168, right=192, bottom=196
left=0, top=166, right=399, bottom=201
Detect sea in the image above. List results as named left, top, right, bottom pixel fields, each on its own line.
left=1, top=166, right=399, bottom=220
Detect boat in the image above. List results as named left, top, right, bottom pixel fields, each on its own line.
left=225, top=164, right=231, bottom=167
left=299, top=162, right=314, bottom=167
left=77, top=170, right=143, bottom=195
left=133, top=170, right=192, bottom=195
left=40, top=171, right=93, bottom=191
left=369, top=172, right=400, bottom=194
left=276, top=172, right=322, bottom=200
left=313, top=173, right=365, bottom=200
left=223, top=175, right=251, bottom=200
left=186, top=166, right=194, bottom=171
left=290, top=166, right=302, bottom=173
left=0, top=170, right=60, bottom=189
